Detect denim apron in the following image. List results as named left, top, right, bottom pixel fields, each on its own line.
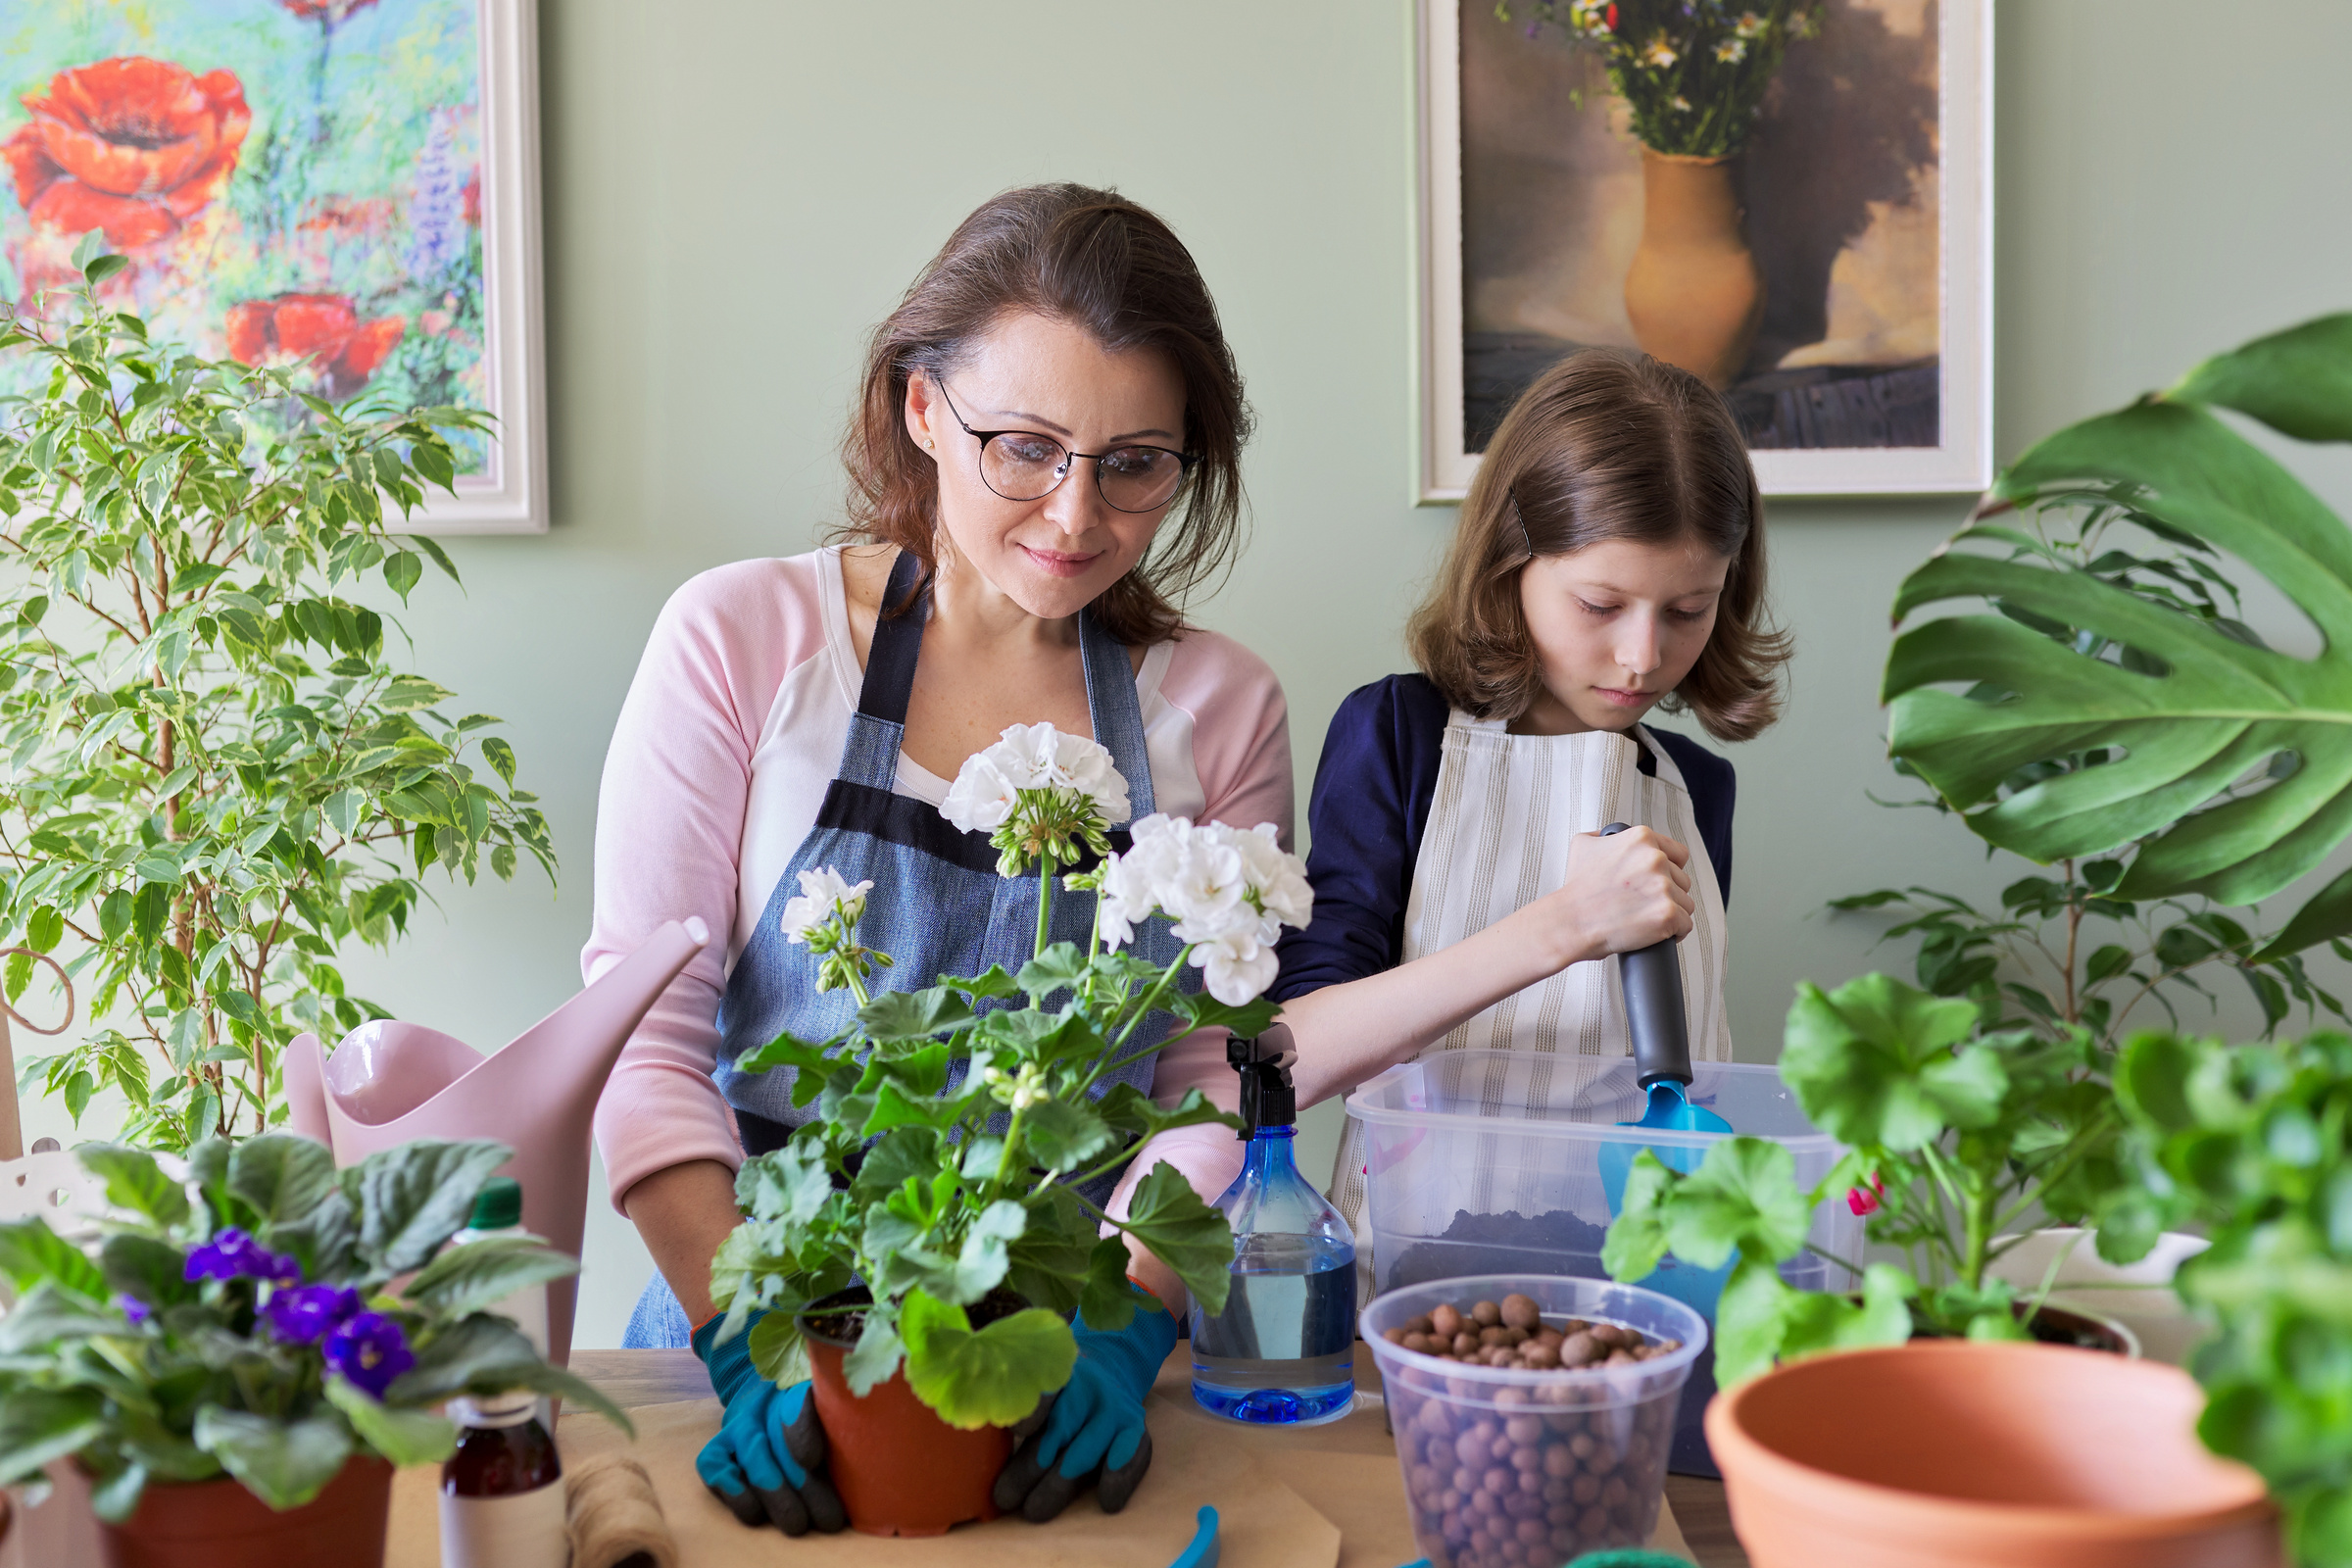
left=625, top=551, right=1183, bottom=1347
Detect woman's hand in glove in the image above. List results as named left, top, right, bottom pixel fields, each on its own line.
left=992, top=1282, right=1180, bottom=1521
left=691, top=1312, right=848, bottom=1536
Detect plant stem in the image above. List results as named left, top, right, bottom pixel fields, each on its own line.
left=2062, top=858, right=2081, bottom=1025
left=1034, top=847, right=1057, bottom=959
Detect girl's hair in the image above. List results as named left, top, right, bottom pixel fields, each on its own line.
left=1406, top=350, right=1789, bottom=742
left=838, top=183, right=1252, bottom=645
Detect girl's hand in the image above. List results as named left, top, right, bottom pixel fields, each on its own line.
left=1526, top=825, right=1694, bottom=968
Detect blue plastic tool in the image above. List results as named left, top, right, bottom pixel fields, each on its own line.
left=1168, top=1505, right=1221, bottom=1568
left=1594, top=822, right=1734, bottom=1220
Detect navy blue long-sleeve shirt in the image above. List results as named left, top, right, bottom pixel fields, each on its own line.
left=1271, top=673, right=1736, bottom=1003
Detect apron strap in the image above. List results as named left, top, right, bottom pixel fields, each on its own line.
left=1078, top=606, right=1153, bottom=823
left=857, top=549, right=930, bottom=725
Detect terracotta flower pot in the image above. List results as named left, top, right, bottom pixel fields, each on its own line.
left=1622, top=148, right=1765, bottom=390
left=98, top=1454, right=393, bottom=1568
left=1706, top=1342, right=2281, bottom=1568
left=801, top=1292, right=1014, bottom=1537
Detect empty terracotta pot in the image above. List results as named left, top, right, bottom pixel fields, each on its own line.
left=98, top=1455, right=392, bottom=1568
left=802, top=1293, right=1012, bottom=1537
left=1706, top=1342, right=2278, bottom=1568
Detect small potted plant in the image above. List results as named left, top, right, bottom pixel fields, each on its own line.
left=0, top=1134, right=625, bottom=1567
left=1603, top=971, right=2139, bottom=1383
left=709, top=722, right=1311, bottom=1536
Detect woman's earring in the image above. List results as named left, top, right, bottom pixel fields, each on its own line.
left=924, top=438, right=935, bottom=451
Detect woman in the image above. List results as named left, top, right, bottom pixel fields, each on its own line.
left=584, top=185, right=1291, bottom=1530
left=1271, top=351, right=1792, bottom=1268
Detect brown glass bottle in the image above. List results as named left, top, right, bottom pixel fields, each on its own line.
left=440, top=1393, right=565, bottom=1568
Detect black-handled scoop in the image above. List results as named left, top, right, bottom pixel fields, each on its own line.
left=1596, top=822, right=1732, bottom=1214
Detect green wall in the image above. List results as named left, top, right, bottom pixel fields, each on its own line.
left=23, top=0, right=2352, bottom=1347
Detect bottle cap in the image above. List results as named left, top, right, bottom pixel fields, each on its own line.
left=468, top=1176, right=522, bottom=1231
left=1228, top=1024, right=1298, bottom=1133
left=447, top=1391, right=539, bottom=1429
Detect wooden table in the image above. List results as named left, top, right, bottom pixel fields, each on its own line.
left=563, top=1348, right=1747, bottom=1567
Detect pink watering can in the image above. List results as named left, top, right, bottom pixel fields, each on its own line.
left=283, top=916, right=710, bottom=1367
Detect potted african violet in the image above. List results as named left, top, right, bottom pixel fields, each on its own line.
left=709, top=722, right=1311, bottom=1536
left=0, top=1135, right=626, bottom=1567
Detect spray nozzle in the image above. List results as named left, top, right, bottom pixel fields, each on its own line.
left=1228, top=1022, right=1298, bottom=1136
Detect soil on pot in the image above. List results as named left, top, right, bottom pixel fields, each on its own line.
left=1906, top=1299, right=2134, bottom=1355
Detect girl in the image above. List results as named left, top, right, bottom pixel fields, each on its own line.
left=583, top=185, right=1291, bottom=1528
left=1272, top=350, right=1790, bottom=1251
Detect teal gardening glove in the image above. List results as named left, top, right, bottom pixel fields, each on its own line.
left=692, top=1311, right=848, bottom=1536
left=993, top=1283, right=1180, bottom=1522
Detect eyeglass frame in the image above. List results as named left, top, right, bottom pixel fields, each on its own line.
left=925, top=373, right=1197, bottom=514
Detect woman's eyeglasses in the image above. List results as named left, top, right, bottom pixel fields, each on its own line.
left=930, top=376, right=1194, bottom=514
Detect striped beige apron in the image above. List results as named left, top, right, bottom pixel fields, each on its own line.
left=1329, top=715, right=1734, bottom=1282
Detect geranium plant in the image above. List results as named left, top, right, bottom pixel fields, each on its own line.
left=710, top=721, right=1311, bottom=1429
left=2111, top=1029, right=2352, bottom=1568
left=1603, top=971, right=2137, bottom=1384
left=1499, top=0, right=1819, bottom=158
left=0, top=1134, right=623, bottom=1517
left=0, top=243, right=552, bottom=1149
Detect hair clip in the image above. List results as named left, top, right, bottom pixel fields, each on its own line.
left=1507, top=489, right=1535, bottom=562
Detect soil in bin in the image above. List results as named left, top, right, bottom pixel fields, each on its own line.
left=1386, top=1208, right=1726, bottom=1481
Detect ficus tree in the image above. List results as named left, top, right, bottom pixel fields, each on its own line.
left=0, top=240, right=552, bottom=1150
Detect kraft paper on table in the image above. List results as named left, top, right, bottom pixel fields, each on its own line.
left=384, top=1364, right=1692, bottom=1567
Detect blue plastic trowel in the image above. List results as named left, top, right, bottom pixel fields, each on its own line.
left=1595, top=823, right=1734, bottom=1295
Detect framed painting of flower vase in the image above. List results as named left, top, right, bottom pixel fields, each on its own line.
left=1415, top=0, right=1991, bottom=500
left=0, top=0, right=546, bottom=532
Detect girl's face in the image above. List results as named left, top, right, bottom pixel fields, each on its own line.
left=905, top=311, right=1186, bottom=623
left=1515, top=536, right=1732, bottom=736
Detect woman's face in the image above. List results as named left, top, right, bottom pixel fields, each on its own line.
left=1516, top=536, right=1731, bottom=735
left=906, top=312, right=1186, bottom=623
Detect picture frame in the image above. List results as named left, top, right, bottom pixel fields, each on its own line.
left=1414, top=0, right=1992, bottom=502
left=0, top=0, right=547, bottom=534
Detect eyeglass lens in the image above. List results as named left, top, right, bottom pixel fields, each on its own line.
left=981, top=432, right=1187, bottom=514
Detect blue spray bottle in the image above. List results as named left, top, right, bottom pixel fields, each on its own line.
left=1190, top=1024, right=1357, bottom=1426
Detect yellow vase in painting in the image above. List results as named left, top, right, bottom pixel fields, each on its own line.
left=1622, top=148, right=1765, bottom=390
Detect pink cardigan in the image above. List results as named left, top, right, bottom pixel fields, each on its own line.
left=585, top=551, right=1293, bottom=1232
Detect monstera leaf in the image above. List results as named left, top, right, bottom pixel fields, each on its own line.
left=1885, top=315, right=2352, bottom=956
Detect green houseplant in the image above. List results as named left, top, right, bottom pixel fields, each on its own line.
left=0, top=243, right=553, bottom=1149
left=709, top=720, right=1310, bottom=1528
left=0, top=1134, right=622, bottom=1563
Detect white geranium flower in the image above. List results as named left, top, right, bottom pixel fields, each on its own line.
left=780, top=866, right=873, bottom=943
left=1193, top=919, right=1282, bottom=1006
left=982, top=722, right=1131, bottom=823
left=1231, top=822, right=1314, bottom=929
left=940, top=750, right=1021, bottom=835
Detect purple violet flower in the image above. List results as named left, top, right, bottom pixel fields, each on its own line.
left=184, top=1228, right=302, bottom=1286
left=323, top=1310, right=416, bottom=1399
left=263, top=1284, right=361, bottom=1346
left=114, top=1294, right=151, bottom=1327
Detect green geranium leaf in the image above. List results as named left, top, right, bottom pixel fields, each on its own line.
left=864, top=1080, right=956, bottom=1136
left=737, top=1144, right=833, bottom=1230
left=749, top=1307, right=810, bottom=1388
left=78, top=1144, right=190, bottom=1228
left=1003, top=1187, right=1095, bottom=1316
left=843, top=1302, right=905, bottom=1396
left=853, top=1127, right=943, bottom=1201
left=1663, top=1137, right=1814, bottom=1270
left=1077, top=1237, right=1142, bottom=1333
left=1097, top=1082, right=1240, bottom=1143
left=899, top=1288, right=1077, bottom=1430
left=0, top=1215, right=109, bottom=1298
left=0, top=1387, right=108, bottom=1486
left=736, top=1029, right=841, bottom=1078
left=1599, top=1151, right=1676, bottom=1284
left=1778, top=1262, right=1917, bottom=1363
left=858, top=988, right=974, bottom=1043
left=1118, top=1161, right=1234, bottom=1316
left=942, top=965, right=1022, bottom=1001
left=324, top=1375, right=456, bottom=1466
left=193, top=1408, right=352, bottom=1512
left=1710, top=1256, right=1797, bottom=1387
left=1016, top=943, right=1092, bottom=998
left=1168, top=992, right=1280, bottom=1041
left=356, top=1140, right=512, bottom=1275
left=1023, top=1098, right=1117, bottom=1173
left=404, top=1235, right=579, bottom=1318
left=1782, top=974, right=2007, bottom=1151
left=901, top=1200, right=1026, bottom=1307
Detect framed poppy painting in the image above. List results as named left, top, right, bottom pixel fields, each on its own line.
left=0, top=0, right=545, bottom=532
left=1414, top=0, right=1991, bottom=501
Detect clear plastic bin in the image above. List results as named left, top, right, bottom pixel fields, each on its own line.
left=1345, top=1051, right=1858, bottom=1475
left=1364, top=1273, right=1706, bottom=1567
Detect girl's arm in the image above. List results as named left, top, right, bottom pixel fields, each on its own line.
left=1285, top=825, right=1691, bottom=1108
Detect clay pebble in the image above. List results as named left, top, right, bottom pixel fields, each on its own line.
left=1379, top=1295, right=1682, bottom=1373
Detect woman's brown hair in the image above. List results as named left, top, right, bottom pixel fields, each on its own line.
left=839, top=183, right=1251, bottom=645
left=1406, top=350, right=1789, bottom=743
